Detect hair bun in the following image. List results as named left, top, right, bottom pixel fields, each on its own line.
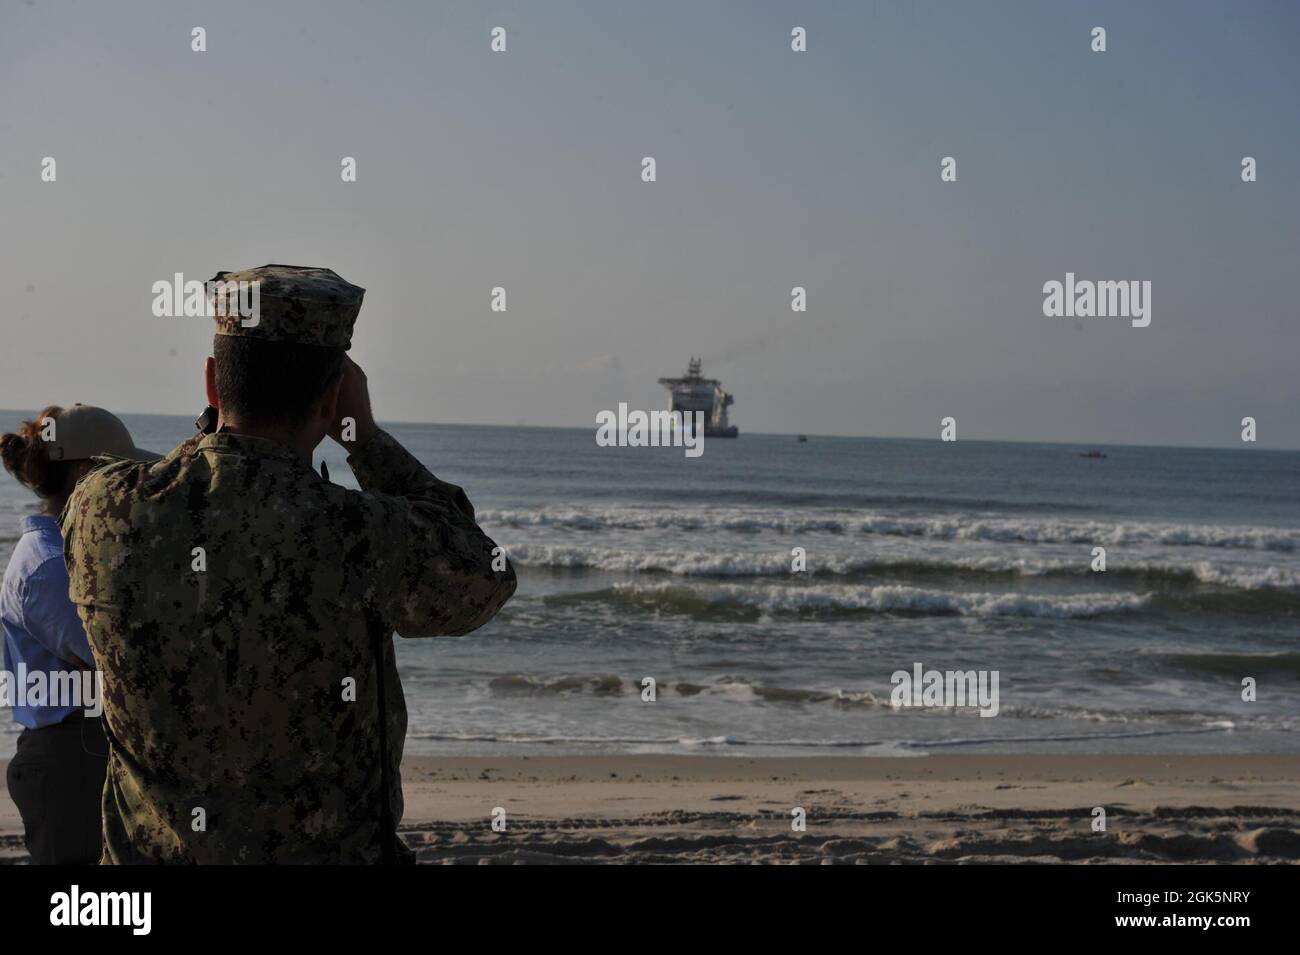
left=1, top=406, right=65, bottom=499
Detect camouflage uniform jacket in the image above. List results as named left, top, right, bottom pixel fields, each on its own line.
left=62, top=428, right=516, bottom=863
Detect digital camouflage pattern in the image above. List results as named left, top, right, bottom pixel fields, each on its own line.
left=208, top=264, right=364, bottom=348
left=62, top=428, right=516, bottom=863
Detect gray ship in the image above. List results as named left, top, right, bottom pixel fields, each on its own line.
left=658, top=358, right=738, bottom=438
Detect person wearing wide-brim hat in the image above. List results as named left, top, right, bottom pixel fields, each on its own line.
left=0, top=404, right=159, bottom=864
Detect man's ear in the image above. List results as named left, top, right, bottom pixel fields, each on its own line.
left=204, top=356, right=220, bottom=408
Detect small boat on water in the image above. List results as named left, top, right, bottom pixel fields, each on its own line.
left=1079, top=450, right=1107, bottom=459
left=797, top=435, right=808, bottom=443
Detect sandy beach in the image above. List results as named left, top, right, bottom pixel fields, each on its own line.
left=4, top=754, right=1296, bottom=864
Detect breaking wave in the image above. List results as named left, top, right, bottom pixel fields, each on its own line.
left=485, top=673, right=886, bottom=707
left=480, top=506, right=1300, bottom=552
left=507, top=544, right=1300, bottom=591
left=551, top=582, right=1152, bottom=619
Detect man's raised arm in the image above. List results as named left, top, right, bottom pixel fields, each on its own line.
left=333, top=358, right=516, bottom=637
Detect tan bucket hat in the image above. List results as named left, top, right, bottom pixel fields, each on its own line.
left=43, top=404, right=161, bottom=462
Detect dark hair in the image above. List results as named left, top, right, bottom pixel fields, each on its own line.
left=0, top=406, right=81, bottom=502
left=212, top=336, right=346, bottom=430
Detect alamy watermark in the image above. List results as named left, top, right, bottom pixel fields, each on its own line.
left=890, top=662, right=999, bottom=717
left=50, top=885, right=151, bottom=935
left=1043, top=272, right=1150, bottom=328
left=151, top=272, right=260, bottom=326
left=0, top=666, right=103, bottom=716
left=595, top=403, right=705, bottom=458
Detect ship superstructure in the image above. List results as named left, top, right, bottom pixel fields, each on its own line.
left=658, top=358, right=738, bottom=438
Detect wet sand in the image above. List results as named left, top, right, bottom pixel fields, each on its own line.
left=3, top=754, right=1298, bottom=863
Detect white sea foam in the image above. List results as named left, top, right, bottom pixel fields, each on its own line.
left=505, top=543, right=1300, bottom=590
left=404, top=724, right=1237, bottom=751
left=608, top=581, right=1152, bottom=618
left=1189, top=560, right=1300, bottom=590
left=480, top=506, right=1300, bottom=552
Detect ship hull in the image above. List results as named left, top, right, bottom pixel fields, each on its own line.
left=659, top=358, right=738, bottom=438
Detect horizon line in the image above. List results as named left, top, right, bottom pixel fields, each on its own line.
left=0, top=407, right=1293, bottom=455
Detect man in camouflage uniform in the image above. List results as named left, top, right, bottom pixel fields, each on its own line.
left=62, top=265, right=516, bottom=863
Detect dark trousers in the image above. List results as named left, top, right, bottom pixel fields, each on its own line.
left=6, top=714, right=108, bottom=864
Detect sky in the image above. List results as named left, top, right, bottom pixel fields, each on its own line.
left=1, top=0, right=1297, bottom=448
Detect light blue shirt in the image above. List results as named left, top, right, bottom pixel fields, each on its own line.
left=1, top=515, right=96, bottom=729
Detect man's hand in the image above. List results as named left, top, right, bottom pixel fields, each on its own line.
left=329, top=356, right=378, bottom=447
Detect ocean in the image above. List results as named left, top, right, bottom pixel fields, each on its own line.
left=2, top=411, right=1297, bottom=758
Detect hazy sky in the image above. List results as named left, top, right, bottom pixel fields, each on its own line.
left=1, top=0, right=1297, bottom=447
